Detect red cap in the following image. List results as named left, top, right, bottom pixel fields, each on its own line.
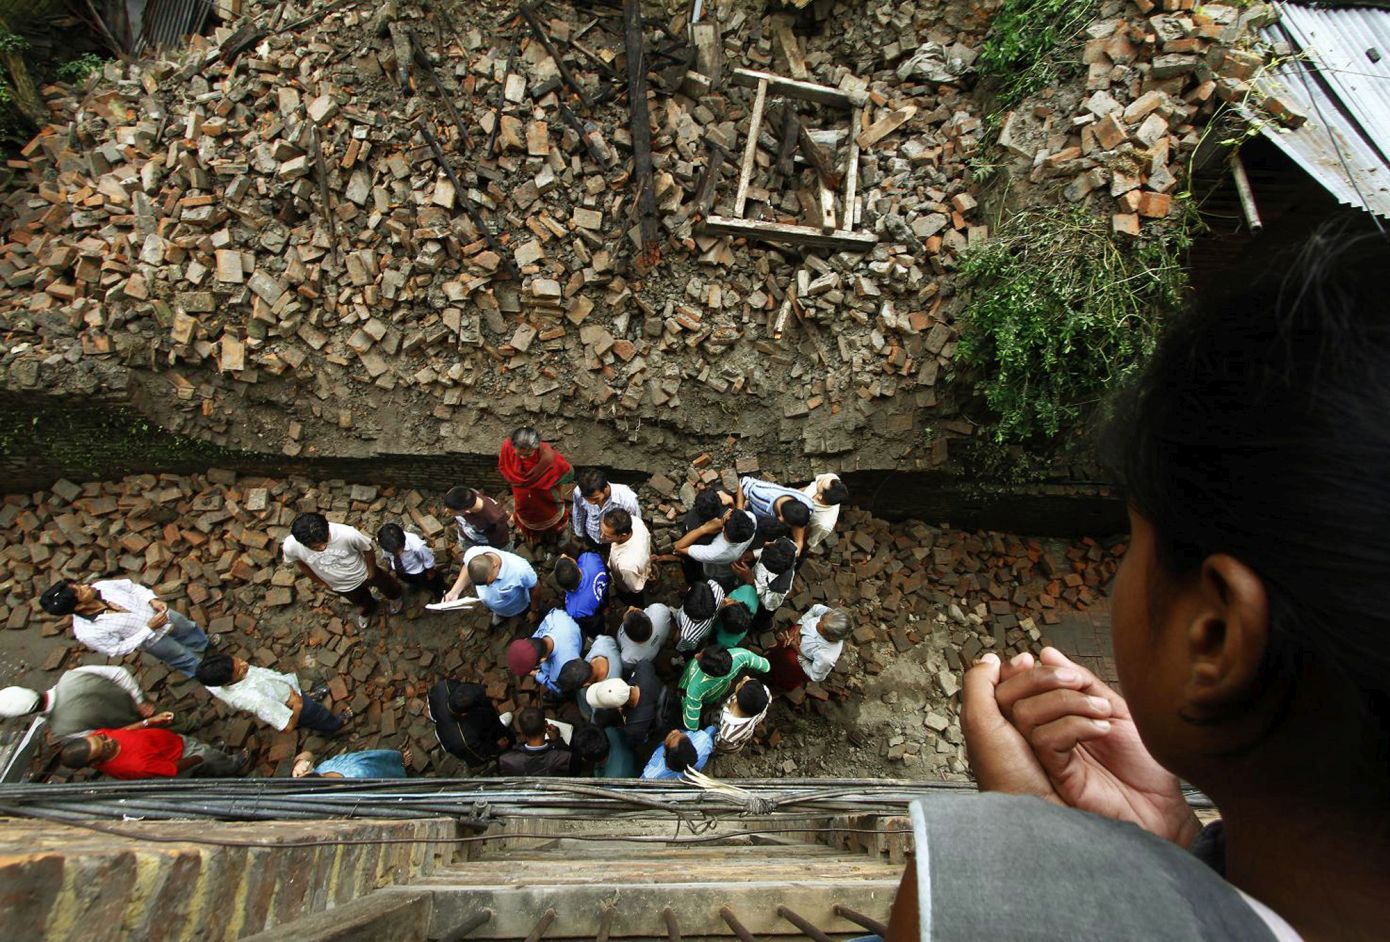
left=507, top=638, right=540, bottom=676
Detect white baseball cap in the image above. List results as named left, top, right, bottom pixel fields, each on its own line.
left=0, top=686, right=41, bottom=717
left=585, top=678, right=631, bottom=710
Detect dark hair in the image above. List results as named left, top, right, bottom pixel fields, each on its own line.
left=778, top=499, right=810, bottom=528
left=556, top=658, right=593, bottom=694
left=555, top=556, right=581, bottom=591
left=622, top=609, right=653, bottom=643
left=602, top=507, right=633, bottom=536
left=1104, top=229, right=1390, bottom=738
left=467, top=554, right=495, bottom=584
left=592, top=707, right=624, bottom=728
left=682, top=582, right=717, bottom=621
left=290, top=512, right=329, bottom=545
left=194, top=652, right=236, bottom=686
left=697, top=646, right=733, bottom=677
left=60, top=738, right=95, bottom=767
left=510, top=426, right=540, bottom=450
left=40, top=580, right=77, bottom=616
left=517, top=706, right=546, bottom=738
left=444, top=486, right=477, bottom=511
left=572, top=724, right=610, bottom=762
left=693, top=488, right=725, bottom=521
left=737, top=679, right=770, bottom=715
left=761, top=538, right=797, bottom=575
left=377, top=523, right=406, bottom=554
left=724, top=510, right=756, bottom=543
left=447, top=684, right=486, bottom=715
left=576, top=468, right=609, bottom=497
left=822, top=479, right=848, bottom=505
left=666, top=734, right=697, bottom=771
left=755, top=517, right=789, bottom=549
left=721, top=601, right=752, bottom=635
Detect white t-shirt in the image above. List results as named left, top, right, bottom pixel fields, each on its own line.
left=607, top=515, right=652, bottom=592
left=803, top=473, right=842, bottom=549
left=283, top=522, right=373, bottom=593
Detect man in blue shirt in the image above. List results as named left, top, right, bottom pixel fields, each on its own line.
left=448, top=546, right=537, bottom=625
left=641, top=726, right=717, bottom=780
left=555, top=552, right=608, bottom=636
left=507, top=609, right=582, bottom=697
left=737, top=476, right=816, bottom=553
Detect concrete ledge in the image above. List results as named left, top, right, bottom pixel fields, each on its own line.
left=239, top=889, right=432, bottom=942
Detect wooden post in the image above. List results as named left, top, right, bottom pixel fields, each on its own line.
left=843, top=106, right=862, bottom=229
left=624, top=0, right=661, bottom=256
left=733, top=78, right=768, bottom=218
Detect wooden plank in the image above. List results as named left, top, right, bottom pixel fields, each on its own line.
left=856, top=106, right=917, bottom=149
left=623, top=0, right=660, bottom=254
left=692, top=21, right=722, bottom=87
left=731, top=67, right=860, bottom=109
left=733, top=78, right=768, bottom=218
left=817, top=175, right=836, bottom=231
left=702, top=215, right=877, bottom=252
left=691, top=141, right=728, bottom=218
left=772, top=20, right=808, bottom=80
left=843, top=106, right=862, bottom=230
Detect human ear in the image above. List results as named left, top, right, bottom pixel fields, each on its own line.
left=1182, top=554, right=1269, bottom=720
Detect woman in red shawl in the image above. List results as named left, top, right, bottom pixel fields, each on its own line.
left=498, top=426, right=575, bottom=542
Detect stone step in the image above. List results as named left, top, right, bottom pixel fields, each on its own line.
left=406, top=875, right=898, bottom=939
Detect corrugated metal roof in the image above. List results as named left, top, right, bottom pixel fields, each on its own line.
left=1251, top=3, right=1390, bottom=218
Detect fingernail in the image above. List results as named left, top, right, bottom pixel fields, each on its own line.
left=1009, top=653, right=1029, bottom=667
left=1088, top=696, right=1110, bottom=712
left=1093, top=719, right=1112, bottom=733
left=979, top=652, right=1000, bottom=666
left=1054, top=669, right=1079, bottom=683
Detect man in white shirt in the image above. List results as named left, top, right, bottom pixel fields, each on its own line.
left=674, top=508, right=758, bottom=579
left=716, top=677, right=771, bottom=753
left=40, top=578, right=210, bottom=677
left=802, top=473, right=848, bottom=552
left=766, top=604, right=852, bottom=692
left=376, top=523, right=446, bottom=600
left=601, top=507, right=651, bottom=606
left=616, top=603, right=673, bottom=665
left=572, top=469, right=641, bottom=550
left=195, top=652, right=351, bottom=733
left=283, top=513, right=402, bottom=629
left=731, top=536, right=798, bottom=633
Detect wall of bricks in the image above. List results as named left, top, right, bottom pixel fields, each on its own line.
left=0, top=389, right=1123, bottom=537
left=0, top=816, right=456, bottom=942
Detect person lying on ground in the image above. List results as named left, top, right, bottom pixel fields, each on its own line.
left=40, top=578, right=211, bottom=678
left=59, top=724, right=247, bottom=779
left=196, top=652, right=352, bottom=735
left=0, top=665, right=158, bottom=740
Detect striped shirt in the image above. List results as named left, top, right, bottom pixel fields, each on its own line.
left=572, top=482, right=642, bottom=545
left=678, top=648, right=769, bottom=730
left=674, top=580, right=725, bottom=652
left=739, top=476, right=815, bottom=526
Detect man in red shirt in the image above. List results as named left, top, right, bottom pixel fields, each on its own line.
left=59, top=715, right=246, bottom=779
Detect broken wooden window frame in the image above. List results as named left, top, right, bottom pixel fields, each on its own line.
left=701, top=68, right=878, bottom=254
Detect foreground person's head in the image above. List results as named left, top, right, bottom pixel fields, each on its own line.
left=1104, top=230, right=1389, bottom=801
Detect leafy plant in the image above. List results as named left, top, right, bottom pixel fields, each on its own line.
left=57, top=53, right=104, bottom=85
left=976, top=0, right=1098, bottom=111
left=955, top=206, right=1190, bottom=445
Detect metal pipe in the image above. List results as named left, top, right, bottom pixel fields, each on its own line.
left=776, top=906, right=834, bottom=942
left=441, top=908, right=493, bottom=941
left=1231, top=153, right=1263, bottom=234
left=834, top=904, right=888, bottom=936
left=523, top=908, right=556, bottom=942
left=661, top=907, right=682, bottom=942
left=718, top=906, right=758, bottom=942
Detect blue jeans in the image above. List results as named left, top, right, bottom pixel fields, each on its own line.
left=298, top=694, right=344, bottom=734
left=142, top=611, right=208, bottom=677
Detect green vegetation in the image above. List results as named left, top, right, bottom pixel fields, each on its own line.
left=976, top=0, right=1098, bottom=111
left=57, top=53, right=104, bottom=85
left=955, top=206, right=1190, bottom=445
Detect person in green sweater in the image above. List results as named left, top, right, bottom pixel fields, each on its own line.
left=678, top=646, right=769, bottom=730
left=712, top=584, right=760, bottom=649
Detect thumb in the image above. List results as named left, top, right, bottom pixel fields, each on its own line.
left=960, top=652, right=1003, bottom=731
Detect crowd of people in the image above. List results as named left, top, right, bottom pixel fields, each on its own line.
left=1, top=436, right=854, bottom=782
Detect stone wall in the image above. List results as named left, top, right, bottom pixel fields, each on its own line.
left=0, top=816, right=456, bottom=942
left=0, top=389, right=1123, bottom=536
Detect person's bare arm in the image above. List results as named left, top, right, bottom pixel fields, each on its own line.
left=445, top=567, right=474, bottom=602
left=791, top=525, right=806, bottom=553
left=296, top=561, right=329, bottom=589
left=120, top=712, right=174, bottom=731
left=733, top=481, right=747, bottom=510
left=674, top=514, right=726, bottom=554
left=284, top=689, right=304, bottom=731
left=363, top=551, right=379, bottom=579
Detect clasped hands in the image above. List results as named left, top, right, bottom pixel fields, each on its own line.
left=962, top=646, right=1201, bottom=847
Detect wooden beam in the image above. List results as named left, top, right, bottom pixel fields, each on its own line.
left=731, top=67, right=864, bottom=109
left=856, top=106, right=916, bottom=149
left=692, top=21, right=722, bottom=87
left=796, top=119, right=841, bottom=190
left=691, top=141, right=728, bottom=218
left=775, top=104, right=799, bottom=176
left=520, top=3, right=592, bottom=108
left=733, top=77, right=768, bottom=218
left=772, top=20, right=808, bottom=80
left=843, top=106, right=862, bottom=230
left=624, top=0, right=661, bottom=254
left=817, top=176, right=836, bottom=232
left=702, top=215, right=878, bottom=252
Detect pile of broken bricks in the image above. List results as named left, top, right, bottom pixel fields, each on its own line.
left=0, top=460, right=1118, bottom=779
left=996, top=0, right=1297, bottom=236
